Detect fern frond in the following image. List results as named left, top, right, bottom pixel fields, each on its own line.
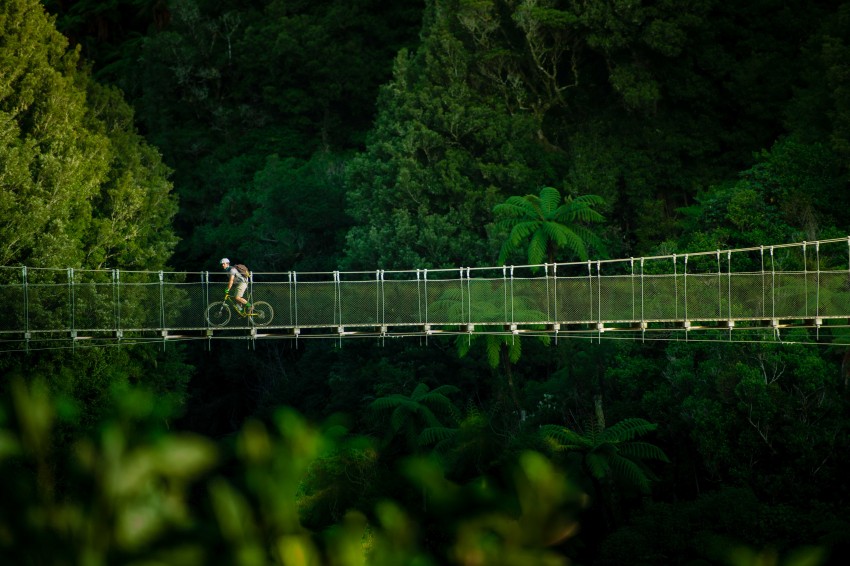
left=419, top=408, right=445, bottom=429
left=390, top=406, right=407, bottom=433
left=561, top=228, right=589, bottom=261
left=618, top=441, right=670, bottom=463
left=610, top=455, right=652, bottom=493
left=369, top=395, right=409, bottom=411
left=485, top=335, right=501, bottom=368
left=507, top=334, right=522, bottom=364
left=410, top=382, right=430, bottom=399
left=430, top=384, right=461, bottom=397
left=528, top=230, right=548, bottom=265
left=538, top=186, right=562, bottom=215
left=541, top=222, right=569, bottom=247
left=586, top=452, right=611, bottom=480
left=419, top=426, right=457, bottom=447
left=600, top=418, right=657, bottom=443
left=494, top=197, right=538, bottom=219
left=570, top=225, right=605, bottom=253
left=509, top=221, right=539, bottom=245
left=572, top=194, right=606, bottom=207
left=539, top=425, right=590, bottom=449
left=419, top=393, right=459, bottom=416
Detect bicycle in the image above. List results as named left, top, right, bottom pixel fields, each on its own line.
left=205, top=293, right=274, bottom=327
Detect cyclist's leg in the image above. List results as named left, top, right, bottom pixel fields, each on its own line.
left=234, top=281, right=248, bottom=310
left=238, top=281, right=255, bottom=312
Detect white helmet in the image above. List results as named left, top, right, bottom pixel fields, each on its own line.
left=220, top=258, right=230, bottom=265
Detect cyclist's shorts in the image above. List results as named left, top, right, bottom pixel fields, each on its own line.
left=234, top=281, right=248, bottom=298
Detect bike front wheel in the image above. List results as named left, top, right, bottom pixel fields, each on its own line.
left=249, top=301, right=274, bottom=326
left=205, top=301, right=232, bottom=327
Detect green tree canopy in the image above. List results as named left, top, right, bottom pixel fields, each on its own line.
left=1, top=0, right=176, bottom=269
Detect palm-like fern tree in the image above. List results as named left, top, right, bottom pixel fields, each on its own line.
left=419, top=405, right=499, bottom=478
left=494, top=186, right=605, bottom=265
left=538, top=417, right=668, bottom=530
left=538, top=417, right=668, bottom=496
left=368, top=383, right=460, bottom=452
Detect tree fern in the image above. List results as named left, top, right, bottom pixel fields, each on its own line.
left=537, top=417, right=668, bottom=498
left=369, top=383, right=461, bottom=451
left=494, top=186, right=605, bottom=265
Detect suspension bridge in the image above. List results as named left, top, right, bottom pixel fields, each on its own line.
left=2, top=237, right=850, bottom=353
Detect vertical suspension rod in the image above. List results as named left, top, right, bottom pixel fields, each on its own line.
left=803, top=242, right=808, bottom=318
left=22, top=266, right=29, bottom=351
left=682, top=254, right=688, bottom=326
left=68, top=268, right=75, bottom=338
left=466, top=267, right=472, bottom=327
left=673, top=254, right=678, bottom=321
left=113, top=269, right=121, bottom=338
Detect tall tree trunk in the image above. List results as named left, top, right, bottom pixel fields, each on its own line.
left=500, top=345, right=523, bottom=421
left=593, top=394, right=605, bottom=430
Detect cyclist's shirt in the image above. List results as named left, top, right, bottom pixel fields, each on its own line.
left=229, top=266, right=248, bottom=283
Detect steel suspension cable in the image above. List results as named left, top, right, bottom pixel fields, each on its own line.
left=716, top=251, right=722, bottom=320
left=630, top=258, right=636, bottom=321
left=159, top=271, right=165, bottom=334
left=771, top=247, right=776, bottom=322
left=423, top=269, right=429, bottom=330
left=816, top=242, right=821, bottom=339
left=553, top=262, right=558, bottom=325
left=728, top=251, right=733, bottom=340
left=113, top=269, right=121, bottom=339
left=502, top=266, right=508, bottom=325
left=803, top=242, right=809, bottom=318
left=22, top=266, right=29, bottom=353
left=761, top=246, right=766, bottom=318
left=673, top=254, right=678, bottom=321
left=334, top=271, right=342, bottom=329
left=587, top=261, right=593, bottom=322
left=683, top=254, right=688, bottom=326
left=417, top=269, right=423, bottom=325
left=510, top=266, right=515, bottom=328
left=727, top=251, right=732, bottom=324
left=640, top=258, right=645, bottom=341
left=466, top=267, right=472, bottom=328
left=596, top=261, right=602, bottom=342
left=68, top=268, right=75, bottom=341
left=293, top=271, right=298, bottom=328
left=381, top=270, right=387, bottom=332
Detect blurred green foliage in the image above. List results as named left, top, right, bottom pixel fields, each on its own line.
left=0, top=377, right=589, bottom=564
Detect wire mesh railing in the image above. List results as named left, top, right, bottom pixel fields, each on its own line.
left=2, top=237, right=850, bottom=351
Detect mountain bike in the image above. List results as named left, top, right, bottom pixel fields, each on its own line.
left=205, top=293, right=274, bottom=327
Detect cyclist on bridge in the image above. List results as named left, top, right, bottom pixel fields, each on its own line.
left=220, top=258, right=253, bottom=314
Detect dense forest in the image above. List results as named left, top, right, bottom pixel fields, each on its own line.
left=2, top=0, right=850, bottom=563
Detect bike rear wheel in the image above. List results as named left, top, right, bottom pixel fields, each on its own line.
left=249, top=301, right=274, bottom=326
left=205, top=301, right=232, bottom=327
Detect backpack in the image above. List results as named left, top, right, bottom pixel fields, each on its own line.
left=235, top=264, right=251, bottom=279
